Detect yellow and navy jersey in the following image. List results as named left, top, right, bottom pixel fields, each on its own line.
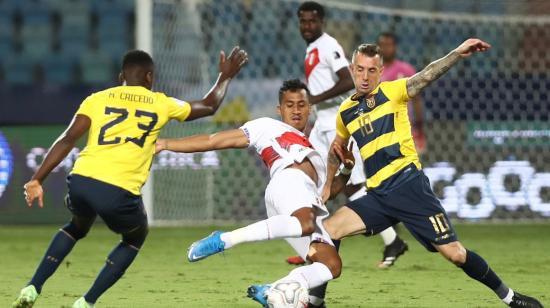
left=336, top=78, right=421, bottom=193
left=71, top=85, right=192, bottom=195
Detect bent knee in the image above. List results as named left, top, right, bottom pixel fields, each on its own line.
left=310, top=252, right=342, bottom=278
left=291, top=207, right=316, bottom=236
left=123, top=225, right=149, bottom=249
left=323, top=255, right=342, bottom=278
left=300, top=219, right=316, bottom=236
left=308, top=244, right=342, bottom=278
left=450, top=251, right=467, bottom=266
left=440, top=244, right=467, bottom=266
left=62, top=221, right=91, bottom=240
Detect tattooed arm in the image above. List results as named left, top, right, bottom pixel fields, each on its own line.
left=327, top=141, right=356, bottom=200
left=406, top=38, right=491, bottom=98
left=322, top=135, right=349, bottom=202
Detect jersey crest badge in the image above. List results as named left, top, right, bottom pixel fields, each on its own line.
left=366, top=98, right=376, bottom=108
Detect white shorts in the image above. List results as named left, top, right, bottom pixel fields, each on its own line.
left=264, top=168, right=334, bottom=259
left=309, top=122, right=366, bottom=186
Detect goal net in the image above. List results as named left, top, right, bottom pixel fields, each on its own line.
left=143, top=0, right=550, bottom=225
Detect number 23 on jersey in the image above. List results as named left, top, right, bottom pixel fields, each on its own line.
left=98, top=106, right=158, bottom=148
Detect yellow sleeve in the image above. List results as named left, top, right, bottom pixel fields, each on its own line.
left=75, top=95, right=94, bottom=117
left=394, top=78, right=410, bottom=103
left=335, top=111, right=350, bottom=139
left=166, top=96, right=192, bottom=121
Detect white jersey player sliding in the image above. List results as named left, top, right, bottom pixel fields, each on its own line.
left=156, top=79, right=354, bottom=307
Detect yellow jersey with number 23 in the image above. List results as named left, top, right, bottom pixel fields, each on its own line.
left=71, top=85, right=191, bottom=195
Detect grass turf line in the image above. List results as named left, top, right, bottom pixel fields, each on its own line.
left=1, top=224, right=549, bottom=307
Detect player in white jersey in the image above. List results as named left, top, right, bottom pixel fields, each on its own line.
left=300, top=2, right=359, bottom=192
left=156, top=80, right=354, bottom=307
left=296, top=1, right=407, bottom=273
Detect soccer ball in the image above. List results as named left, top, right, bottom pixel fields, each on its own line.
left=267, top=280, right=309, bottom=308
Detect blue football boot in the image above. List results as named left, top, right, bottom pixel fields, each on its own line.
left=247, top=284, right=271, bottom=307
left=187, top=231, right=225, bottom=262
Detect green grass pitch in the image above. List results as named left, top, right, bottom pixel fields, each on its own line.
left=2, top=224, right=549, bottom=307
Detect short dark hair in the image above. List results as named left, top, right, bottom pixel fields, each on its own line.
left=352, top=43, right=383, bottom=64
left=378, top=32, right=399, bottom=44
left=297, top=1, right=325, bottom=19
left=122, top=50, right=154, bottom=70
left=278, top=79, right=309, bottom=103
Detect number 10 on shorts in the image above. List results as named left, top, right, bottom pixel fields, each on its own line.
left=429, top=213, right=450, bottom=234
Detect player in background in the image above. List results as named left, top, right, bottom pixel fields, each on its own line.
left=156, top=79, right=356, bottom=307
left=321, top=39, right=543, bottom=308
left=378, top=32, right=426, bottom=153
left=292, top=1, right=407, bottom=273
left=13, top=47, right=248, bottom=308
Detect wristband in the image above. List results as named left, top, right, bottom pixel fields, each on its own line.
left=340, top=166, right=352, bottom=176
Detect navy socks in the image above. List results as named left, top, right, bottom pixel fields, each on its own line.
left=84, top=242, right=139, bottom=303
left=29, top=230, right=76, bottom=293
left=460, top=250, right=509, bottom=299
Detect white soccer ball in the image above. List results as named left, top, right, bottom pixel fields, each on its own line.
left=267, top=280, right=309, bottom=308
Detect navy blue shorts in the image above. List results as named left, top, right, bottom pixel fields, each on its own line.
left=65, top=174, right=148, bottom=234
left=348, top=172, right=457, bottom=252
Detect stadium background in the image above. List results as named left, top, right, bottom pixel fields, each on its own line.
left=1, top=0, right=550, bottom=225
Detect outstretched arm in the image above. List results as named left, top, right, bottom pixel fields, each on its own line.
left=186, top=47, right=249, bottom=121
left=24, top=114, right=91, bottom=208
left=406, top=38, right=491, bottom=98
left=310, top=67, right=354, bottom=105
left=157, top=128, right=249, bottom=153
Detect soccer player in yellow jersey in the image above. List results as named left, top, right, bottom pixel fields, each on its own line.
left=13, top=47, right=248, bottom=308
left=321, top=39, right=543, bottom=307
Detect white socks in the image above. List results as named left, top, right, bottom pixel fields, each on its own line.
left=220, top=215, right=303, bottom=249
left=379, top=227, right=397, bottom=245
left=309, top=295, right=325, bottom=306
left=502, top=289, right=514, bottom=305
left=277, top=262, right=333, bottom=290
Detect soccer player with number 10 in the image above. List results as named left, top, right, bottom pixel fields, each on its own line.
left=322, top=39, right=543, bottom=308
